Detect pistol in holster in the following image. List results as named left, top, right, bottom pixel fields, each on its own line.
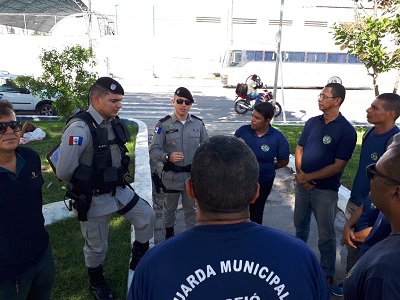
left=151, top=169, right=168, bottom=193
left=65, top=183, right=92, bottom=222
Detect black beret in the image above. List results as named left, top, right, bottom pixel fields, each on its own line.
left=94, top=77, right=124, bottom=95
left=175, top=87, right=193, bottom=103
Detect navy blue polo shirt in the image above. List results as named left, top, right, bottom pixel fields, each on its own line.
left=354, top=196, right=380, bottom=233
left=235, top=125, right=290, bottom=183
left=298, top=114, right=356, bottom=191
left=349, top=126, right=400, bottom=206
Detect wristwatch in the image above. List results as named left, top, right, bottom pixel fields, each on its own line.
left=165, top=153, right=170, bottom=162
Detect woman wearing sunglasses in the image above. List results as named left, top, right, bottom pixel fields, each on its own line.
left=0, top=99, right=55, bottom=299
left=234, top=102, right=290, bottom=224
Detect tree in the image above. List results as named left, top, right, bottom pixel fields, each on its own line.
left=15, top=45, right=97, bottom=119
left=331, top=1, right=400, bottom=96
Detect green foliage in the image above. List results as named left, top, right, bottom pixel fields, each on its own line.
left=332, top=0, right=400, bottom=96
left=331, top=5, right=400, bottom=96
left=14, top=45, right=98, bottom=119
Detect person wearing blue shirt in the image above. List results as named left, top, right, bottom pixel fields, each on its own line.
left=294, top=83, right=357, bottom=288
left=128, top=135, right=329, bottom=300
left=0, top=99, right=55, bottom=299
left=344, top=142, right=400, bottom=300
left=332, top=95, right=400, bottom=296
left=344, top=93, right=400, bottom=220
left=235, top=102, right=289, bottom=224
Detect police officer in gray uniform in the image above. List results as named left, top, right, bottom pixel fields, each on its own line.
left=56, top=77, right=155, bottom=300
left=149, top=87, right=208, bottom=239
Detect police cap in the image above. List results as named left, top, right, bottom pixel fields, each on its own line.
left=94, top=77, right=124, bottom=95
left=174, top=87, right=193, bottom=103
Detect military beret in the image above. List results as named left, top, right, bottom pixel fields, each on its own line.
left=94, top=77, right=124, bottom=95
left=175, top=87, right=193, bottom=103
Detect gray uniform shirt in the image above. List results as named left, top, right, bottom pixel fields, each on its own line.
left=56, top=105, right=133, bottom=217
left=149, top=113, right=209, bottom=190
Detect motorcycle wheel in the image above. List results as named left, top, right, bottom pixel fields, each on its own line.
left=234, top=99, right=249, bottom=114
left=273, top=102, right=282, bottom=118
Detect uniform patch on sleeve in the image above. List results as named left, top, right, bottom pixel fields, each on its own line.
left=154, top=127, right=162, bottom=134
left=69, top=136, right=83, bottom=145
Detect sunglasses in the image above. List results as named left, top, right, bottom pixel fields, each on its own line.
left=366, top=163, right=400, bottom=185
left=0, top=121, right=22, bottom=134
left=176, top=98, right=192, bottom=105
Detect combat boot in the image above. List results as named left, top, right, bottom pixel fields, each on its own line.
left=165, top=227, right=175, bottom=239
left=130, top=240, right=149, bottom=270
left=88, top=265, right=115, bottom=300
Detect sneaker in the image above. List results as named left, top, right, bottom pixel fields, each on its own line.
left=331, top=283, right=344, bottom=297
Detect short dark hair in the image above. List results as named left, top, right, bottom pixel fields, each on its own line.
left=0, top=99, right=15, bottom=117
left=251, top=74, right=258, bottom=81
left=190, top=135, right=259, bottom=215
left=382, top=143, right=400, bottom=184
left=325, top=82, right=346, bottom=105
left=377, top=93, right=400, bottom=120
left=88, top=84, right=110, bottom=101
left=254, top=102, right=274, bottom=120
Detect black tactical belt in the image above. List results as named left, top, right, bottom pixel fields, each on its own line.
left=163, top=162, right=191, bottom=173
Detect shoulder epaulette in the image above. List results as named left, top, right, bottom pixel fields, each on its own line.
left=156, top=115, right=171, bottom=126
left=191, top=114, right=204, bottom=125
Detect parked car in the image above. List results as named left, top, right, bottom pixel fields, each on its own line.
left=0, top=71, right=56, bottom=116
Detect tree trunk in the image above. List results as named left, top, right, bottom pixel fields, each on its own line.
left=393, top=68, right=400, bottom=94
left=373, top=72, right=379, bottom=97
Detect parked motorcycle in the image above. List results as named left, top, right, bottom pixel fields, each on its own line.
left=234, top=83, right=282, bottom=117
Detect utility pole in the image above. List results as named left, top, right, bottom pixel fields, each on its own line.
left=88, top=0, right=92, bottom=49
left=273, top=0, right=284, bottom=101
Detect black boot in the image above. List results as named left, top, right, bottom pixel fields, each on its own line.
left=88, top=265, right=115, bottom=300
left=130, top=240, right=149, bottom=270
left=165, top=227, right=175, bottom=239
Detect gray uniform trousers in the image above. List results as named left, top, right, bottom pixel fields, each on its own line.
left=163, top=189, right=196, bottom=229
left=80, top=198, right=155, bottom=268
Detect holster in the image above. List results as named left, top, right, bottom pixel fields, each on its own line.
left=66, top=183, right=92, bottom=222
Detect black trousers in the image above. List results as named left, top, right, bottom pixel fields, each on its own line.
left=250, top=178, right=274, bottom=224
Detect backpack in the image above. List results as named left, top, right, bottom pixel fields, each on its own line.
left=362, top=126, right=398, bottom=150
left=235, top=83, right=248, bottom=97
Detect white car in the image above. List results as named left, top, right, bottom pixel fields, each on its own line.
left=0, top=71, right=56, bottom=116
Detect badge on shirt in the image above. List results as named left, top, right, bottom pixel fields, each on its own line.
left=370, top=152, right=378, bottom=161
left=261, top=144, right=270, bottom=152
left=322, top=135, right=332, bottom=144
left=155, top=127, right=162, bottom=134
left=69, top=136, right=83, bottom=145
left=193, top=128, right=199, bottom=132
